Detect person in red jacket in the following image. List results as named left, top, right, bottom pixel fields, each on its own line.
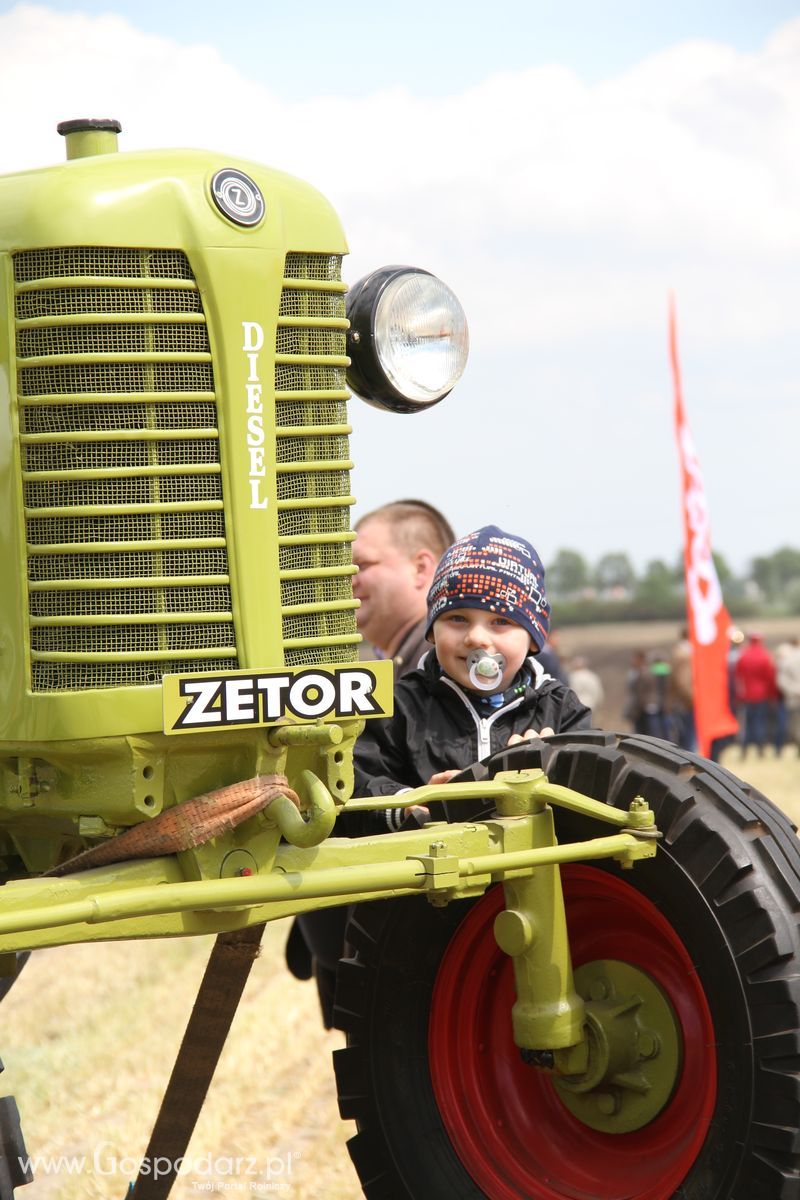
left=734, top=633, right=778, bottom=757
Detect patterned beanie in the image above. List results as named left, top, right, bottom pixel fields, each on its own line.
left=425, top=525, right=550, bottom=651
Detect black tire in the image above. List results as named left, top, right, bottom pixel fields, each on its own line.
left=332, top=731, right=800, bottom=1200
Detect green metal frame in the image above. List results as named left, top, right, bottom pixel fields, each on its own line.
left=0, top=767, right=658, bottom=1054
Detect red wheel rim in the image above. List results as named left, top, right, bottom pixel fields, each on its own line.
left=429, top=865, right=716, bottom=1200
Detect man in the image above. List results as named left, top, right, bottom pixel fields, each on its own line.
left=352, top=499, right=455, bottom=678
left=567, top=655, right=604, bottom=713
left=734, top=632, right=777, bottom=757
left=285, top=499, right=455, bottom=1023
left=776, top=638, right=800, bottom=754
left=668, top=627, right=696, bottom=751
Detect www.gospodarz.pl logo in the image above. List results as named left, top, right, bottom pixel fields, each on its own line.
left=18, top=1146, right=298, bottom=1190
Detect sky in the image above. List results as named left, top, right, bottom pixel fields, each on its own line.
left=0, top=1, right=798, bottom=575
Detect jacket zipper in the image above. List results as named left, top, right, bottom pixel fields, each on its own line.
left=441, top=677, right=527, bottom=760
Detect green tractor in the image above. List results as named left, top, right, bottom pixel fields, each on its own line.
left=0, top=119, right=797, bottom=1199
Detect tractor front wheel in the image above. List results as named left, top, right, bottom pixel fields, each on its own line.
left=333, top=732, right=800, bottom=1199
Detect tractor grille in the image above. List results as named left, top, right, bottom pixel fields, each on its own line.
left=276, top=253, right=359, bottom=667
left=14, top=247, right=238, bottom=692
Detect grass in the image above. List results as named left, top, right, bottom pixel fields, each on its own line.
left=1, top=923, right=358, bottom=1198
left=1, top=745, right=797, bottom=1198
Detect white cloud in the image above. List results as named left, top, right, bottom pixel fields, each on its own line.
left=4, top=7, right=799, bottom=277
left=0, top=4, right=797, bottom=569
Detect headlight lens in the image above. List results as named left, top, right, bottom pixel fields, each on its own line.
left=374, top=272, right=469, bottom=404
left=346, top=267, right=469, bottom=413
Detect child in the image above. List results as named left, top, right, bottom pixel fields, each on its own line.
left=353, top=524, right=592, bottom=825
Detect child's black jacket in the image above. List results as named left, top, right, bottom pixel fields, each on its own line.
left=351, top=651, right=591, bottom=823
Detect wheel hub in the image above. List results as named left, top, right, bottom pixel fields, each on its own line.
left=552, top=959, right=683, bottom=1133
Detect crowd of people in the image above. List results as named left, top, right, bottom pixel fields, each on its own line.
left=623, top=634, right=696, bottom=751
left=343, top=494, right=800, bottom=765
left=624, top=630, right=800, bottom=758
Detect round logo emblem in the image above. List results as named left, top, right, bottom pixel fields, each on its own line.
left=210, top=169, right=265, bottom=227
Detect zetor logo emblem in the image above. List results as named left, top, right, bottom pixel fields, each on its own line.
left=163, top=665, right=391, bottom=734
left=210, top=169, right=265, bottom=227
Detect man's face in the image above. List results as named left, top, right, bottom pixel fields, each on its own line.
left=432, top=608, right=531, bottom=693
left=352, top=518, right=429, bottom=654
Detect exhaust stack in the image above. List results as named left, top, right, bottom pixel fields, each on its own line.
left=57, top=117, right=121, bottom=160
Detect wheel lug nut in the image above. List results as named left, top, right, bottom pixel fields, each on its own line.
left=638, top=1031, right=660, bottom=1059
left=595, top=1091, right=619, bottom=1115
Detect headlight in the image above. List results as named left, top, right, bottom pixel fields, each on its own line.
left=346, top=266, right=469, bottom=413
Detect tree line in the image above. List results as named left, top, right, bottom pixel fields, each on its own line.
left=548, top=546, right=800, bottom=625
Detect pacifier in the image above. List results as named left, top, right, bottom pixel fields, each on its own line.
left=467, top=649, right=506, bottom=691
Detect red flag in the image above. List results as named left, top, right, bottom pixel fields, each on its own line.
left=669, top=298, right=738, bottom=757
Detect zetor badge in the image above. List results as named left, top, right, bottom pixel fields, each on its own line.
left=162, top=661, right=394, bottom=734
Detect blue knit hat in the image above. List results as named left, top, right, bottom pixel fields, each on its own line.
left=425, top=525, right=551, bottom=651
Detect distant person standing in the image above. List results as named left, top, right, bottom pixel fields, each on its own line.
left=568, top=656, right=604, bottom=713
left=668, top=627, right=696, bottom=751
left=648, top=653, right=673, bottom=740
left=352, top=499, right=455, bottom=678
left=776, top=639, right=800, bottom=755
left=734, top=633, right=778, bottom=757
left=624, top=649, right=666, bottom=737
left=537, top=629, right=569, bottom=683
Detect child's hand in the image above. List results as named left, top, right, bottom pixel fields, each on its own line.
left=404, top=769, right=460, bottom=826
left=428, top=770, right=460, bottom=786
left=507, top=727, right=555, bottom=746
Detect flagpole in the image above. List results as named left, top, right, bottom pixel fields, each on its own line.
left=669, top=298, right=738, bottom=758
